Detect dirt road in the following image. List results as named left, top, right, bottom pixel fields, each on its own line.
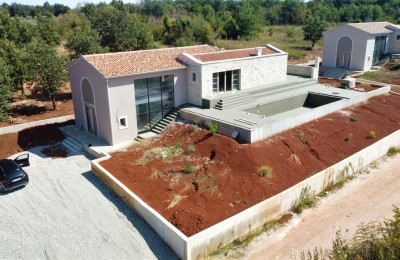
left=246, top=154, right=400, bottom=259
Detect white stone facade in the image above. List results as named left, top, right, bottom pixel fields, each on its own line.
left=179, top=47, right=288, bottom=106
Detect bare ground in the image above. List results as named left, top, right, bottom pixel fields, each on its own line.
left=245, top=153, right=400, bottom=259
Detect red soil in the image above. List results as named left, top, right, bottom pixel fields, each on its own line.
left=100, top=94, right=400, bottom=237
left=318, top=78, right=376, bottom=92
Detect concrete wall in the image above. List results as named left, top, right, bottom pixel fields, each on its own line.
left=322, top=25, right=370, bottom=71
left=287, top=64, right=318, bottom=80
left=0, top=115, right=74, bottom=135
left=249, top=87, right=390, bottom=142
left=90, top=119, right=400, bottom=260
left=181, top=87, right=390, bottom=143
left=187, top=129, right=400, bottom=259
left=68, top=59, right=113, bottom=144
left=91, top=156, right=188, bottom=260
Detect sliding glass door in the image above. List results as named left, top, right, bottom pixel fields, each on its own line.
left=212, top=70, right=240, bottom=93
left=134, top=75, right=174, bottom=132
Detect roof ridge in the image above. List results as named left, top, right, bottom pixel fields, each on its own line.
left=83, top=44, right=212, bottom=58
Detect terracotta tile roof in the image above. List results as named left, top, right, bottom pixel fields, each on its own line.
left=349, top=22, right=395, bottom=34
left=192, top=47, right=278, bottom=62
left=83, top=45, right=217, bottom=78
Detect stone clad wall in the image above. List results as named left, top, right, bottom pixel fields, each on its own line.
left=200, top=54, right=288, bottom=99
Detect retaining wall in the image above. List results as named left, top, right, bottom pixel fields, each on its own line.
left=181, top=87, right=390, bottom=143
left=287, top=64, right=318, bottom=80
left=0, top=115, right=74, bottom=135
left=91, top=127, right=400, bottom=259
left=249, top=86, right=389, bottom=142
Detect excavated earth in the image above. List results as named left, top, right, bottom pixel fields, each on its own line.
left=100, top=94, right=400, bottom=236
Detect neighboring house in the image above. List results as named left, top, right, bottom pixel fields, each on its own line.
left=67, top=44, right=287, bottom=146
left=322, top=22, right=400, bottom=71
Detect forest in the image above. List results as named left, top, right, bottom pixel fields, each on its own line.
left=0, top=0, right=399, bottom=121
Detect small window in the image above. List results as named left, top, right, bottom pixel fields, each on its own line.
left=192, top=72, right=196, bottom=82
left=397, top=35, right=400, bottom=40
left=118, top=116, right=128, bottom=130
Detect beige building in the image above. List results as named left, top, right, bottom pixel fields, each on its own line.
left=67, top=44, right=288, bottom=145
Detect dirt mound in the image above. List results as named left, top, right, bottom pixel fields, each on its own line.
left=100, top=94, right=400, bottom=236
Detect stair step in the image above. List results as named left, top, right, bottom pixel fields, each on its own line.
left=61, top=137, right=83, bottom=154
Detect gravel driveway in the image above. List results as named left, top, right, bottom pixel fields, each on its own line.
left=0, top=147, right=177, bottom=259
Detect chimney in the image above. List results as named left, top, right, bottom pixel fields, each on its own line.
left=255, top=47, right=262, bottom=56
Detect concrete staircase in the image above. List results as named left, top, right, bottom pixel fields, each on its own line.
left=213, top=79, right=315, bottom=110
left=322, top=69, right=347, bottom=79
left=134, top=107, right=182, bottom=142
left=213, top=93, right=255, bottom=110
left=150, top=108, right=180, bottom=134
left=61, top=136, right=84, bottom=154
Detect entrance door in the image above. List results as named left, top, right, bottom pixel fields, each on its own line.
left=336, top=36, right=352, bottom=69
left=373, top=36, right=387, bottom=65
left=85, top=105, right=97, bottom=135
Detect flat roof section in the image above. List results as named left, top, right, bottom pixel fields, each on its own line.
left=192, top=46, right=278, bottom=62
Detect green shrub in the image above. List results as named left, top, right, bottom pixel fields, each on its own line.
left=369, top=130, right=377, bottom=139
left=387, top=147, right=400, bottom=157
left=350, top=116, right=358, bottom=122
left=208, top=122, right=219, bottom=135
left=185, top=144, right=196, bottom=154
left=390, top=61, right=400, bottom=71
left=284, top=26, right=296, bottom=38
left=268, top=27, right=275, bottom=36
left=258, top=166, right=273, bottom=178
left=345, top=133, right=353, bottom=142
left=293, top=186, right=316, bottom=214
left=183, top=158, right=196, bottom=174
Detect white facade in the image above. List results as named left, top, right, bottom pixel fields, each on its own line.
left=322, top=22, right=400, bottom=71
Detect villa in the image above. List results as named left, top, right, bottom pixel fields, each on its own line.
left=67, top=44, right=288, bottom=145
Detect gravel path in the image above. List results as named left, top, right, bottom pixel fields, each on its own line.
left=0, top=147, right=177, bottom=259
left=246, top=154, right=400, bottom=259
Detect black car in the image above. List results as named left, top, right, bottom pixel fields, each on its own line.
left=0, top=154, right=30, bottom=192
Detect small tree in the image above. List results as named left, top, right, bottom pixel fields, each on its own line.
left=0, top=58, right=12, bottom=121
left=302, top=15, right=327, bottom=49
left=29, top=41, right=67, bottom=110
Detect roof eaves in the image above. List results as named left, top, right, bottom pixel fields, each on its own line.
left=81, top=56, right=107, bottom=79
left=66, top=56, right=83, bottom=70
left=105, top=66, right=187, bottom=79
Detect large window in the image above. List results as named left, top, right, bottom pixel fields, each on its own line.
left=212, top=70, right=240, bottom=93
left=373, top=36, right=387, bottom=65
left=134, top=75, right=174, bottom=132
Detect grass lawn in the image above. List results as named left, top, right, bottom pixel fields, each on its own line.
left=215, top=25, right=323, bottom=61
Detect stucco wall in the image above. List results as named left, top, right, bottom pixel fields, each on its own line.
left=322, top=25, right=370, bottom=71
left=106, top=69, right=188, bottom=144
left=68, top=59, right=113, bottom=145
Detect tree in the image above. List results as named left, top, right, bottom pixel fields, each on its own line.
left=0, top=57, right=12, bottom=121
left=302, top=15, right=327, bottom=49
left=36, top=15, right=61, bottom=46
left=28, top=41, right=67, bottom=110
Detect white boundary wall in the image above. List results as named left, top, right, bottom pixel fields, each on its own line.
left=0, top=115, right=74, bottom=135
left=287, top=64, right=318, bottom=80
left=91, top=127, right=400, bottom=259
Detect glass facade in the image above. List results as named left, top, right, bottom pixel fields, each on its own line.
left=134, top=75, right=174, bottom=132
left=373, top=36, right=387, bottom=65
left=212, top=70, right=240, bottom=93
